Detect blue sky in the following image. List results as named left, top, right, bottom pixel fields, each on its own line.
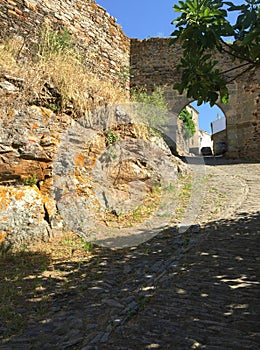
left=96, top=0, right=243, bottom=132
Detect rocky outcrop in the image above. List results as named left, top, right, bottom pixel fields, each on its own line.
left=0, top=185, right=52, bottom=251
left=0, top=101, right=187, bottom=251
left=0, top=105, right=70, bottom=250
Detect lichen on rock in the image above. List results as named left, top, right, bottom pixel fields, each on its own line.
left=0, top=185, right=51, bottom=252
left=0, top=96, right=189, bottom=251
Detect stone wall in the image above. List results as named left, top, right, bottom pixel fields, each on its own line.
left=212, top=130, right=227, bottom=155
left=0, top=0, right=130, bottom=89
left=130, top=38, right=181, bottom=91
left=130, top=38, right=260, bottom=160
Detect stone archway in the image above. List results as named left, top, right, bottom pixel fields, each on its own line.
left=164, top=87, right=228, bottom=156
left=130, top=38, right=259, bottom=160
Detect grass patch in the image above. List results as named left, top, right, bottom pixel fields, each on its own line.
left=103, top=184, right=162, bottom=227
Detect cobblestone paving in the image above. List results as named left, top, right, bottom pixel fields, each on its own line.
left=1, top=160, right=259, bottom=350
left=104, top=161, right=260, bottom=350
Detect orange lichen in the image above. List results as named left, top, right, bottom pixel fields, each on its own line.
left=14, top=190, right=26, bottom=201
left=7, top=109, right=16, bottom=118
left=74, top=153, right=85, bottom=167
left=0, top=187, right=11, bottom=209
left=86, top=157, right=97, bottom=169
left=0, top=231, right=7, bottom=243
left=30, top=123, right=39, bottom=129
left=42, top=195, right=57, bottom=218
left=40, top=107, right=53, bottom=120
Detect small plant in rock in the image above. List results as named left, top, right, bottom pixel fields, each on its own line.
left=23, top=174, right=38, bottom=186
left=163, top=182, right=176, bottom=194
left=36, top=25, right=74, bottom=59
left=132, top=206, right=142, bottom=222
left=49, top=103, right=61, bottom=112
left=115, top=65, right=131, bottom=86
left=172, top=174, right=194, bottom=222
left=105, top=128, right=120, bottom=145
left=83, top=241, right=94, bottom=254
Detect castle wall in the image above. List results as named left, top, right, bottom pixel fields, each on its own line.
left=0, top=0, right=130, bottom=89
left=130, top=38, right=260, bottom=160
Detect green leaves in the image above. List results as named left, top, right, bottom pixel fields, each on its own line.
left=171, top=0, right=259, bottom=106
left=174, top=50, right=229, bottom=106
left=179, top=108, right=196, bottom=139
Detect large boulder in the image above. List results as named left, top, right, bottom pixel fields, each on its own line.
left=0, top=104, right=187, bottom=250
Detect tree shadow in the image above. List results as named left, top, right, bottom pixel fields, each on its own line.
left=0, top=251, right=52, bottom=341
left=103, top=211, right=260, bottom=349
left=0, top=211, right=259, bottom=349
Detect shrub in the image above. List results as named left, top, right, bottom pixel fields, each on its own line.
left=131, top=86, right=168, bottom=129
left=105, top=128, right=120, bottom=145
left=36, top=25, right=74, bottom=59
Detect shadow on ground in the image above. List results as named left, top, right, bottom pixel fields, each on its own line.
left=0, top=211, right=259, bottom=348
left=179, top=155, right=260, bottom=166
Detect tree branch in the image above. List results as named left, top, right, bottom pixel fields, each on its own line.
left=220, top=61, right=252, bottom=75
left=226, top=64, right=256, bottom=83
left=220, top=39, right=254, bottom=64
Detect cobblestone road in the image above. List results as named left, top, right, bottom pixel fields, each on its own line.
left=1, top=161, right=259, bottom=350
left=104, top=161, right=260, bottom=350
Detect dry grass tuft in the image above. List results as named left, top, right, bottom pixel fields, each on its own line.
left=0, top=26, right=128, bottom=117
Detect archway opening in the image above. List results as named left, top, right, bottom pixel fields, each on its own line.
left=178, top=101, right=227, bottom=156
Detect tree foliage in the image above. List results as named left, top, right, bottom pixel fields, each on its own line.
left=171, top=0, right=260, bottom=106
left=179, top=108, right=196, bottom=139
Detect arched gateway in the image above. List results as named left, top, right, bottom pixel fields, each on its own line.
left=130, top=38, right=259, bottom=160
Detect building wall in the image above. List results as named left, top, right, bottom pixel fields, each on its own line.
left=212, top=130, right=227, bottom=155
left=211, top=117, right=226, bottom=134
left=199, top=130, right=213, bottom=152
left=185, top=105, right=200, bottom=153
